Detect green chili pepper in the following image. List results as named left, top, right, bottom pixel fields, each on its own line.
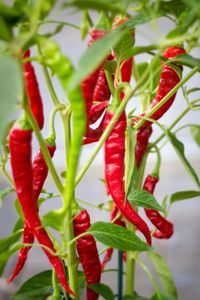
left=39, top=38, right=86, bottom=209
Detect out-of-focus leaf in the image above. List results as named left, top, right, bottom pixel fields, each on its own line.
left=170, top=190, right=200, bottom=204
left=0, top=55, right=22, bottom=153
left=190, top=125, right=200, bottom=147
left=0, top=187, right=14, bottom=207
left=69, top=30, right=125, bottom=89
left=167, top=131, right=200, bottom=188
left=149, top=251, right=177, bottom=298
left=88, top=283, right=114, bottom=300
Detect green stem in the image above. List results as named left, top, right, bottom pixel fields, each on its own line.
left=151, top=106, right=191, bottom=147
left=65, top=209, right=79, bottom=299
left=48, top=104, right=66, bottom=140
left=39, top=20, right=81, bottom=30
left=134, top=67, right=199, bottom=130
left=118, top=251, right=123, bottom=300
left=105, top=70, right=115, bottom=95
left=62, top=103, right=78, bottom=298
left=25, top=107, right=63, bottom=194
left=1, top=162, right=14, bottom=186
left=51, top=270, right=60, bottom=300
left=126, top=224, right=135, bottom=295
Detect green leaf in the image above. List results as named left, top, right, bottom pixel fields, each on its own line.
left=151, top=293, right=176, bottom=300
left=115, top=30, right=134, bottom=62
left=167, top=131, right=200, bottom=188
left=88, top=222, right=149, bottom=252
left=134, top=62, right=149, bottom=82
left=42, top=211, right=64, bottom=231
left=190, top=125, right=200, bottom=147
left=148, top=251, right=177, bottom=298
left=0, top=16, right=12, bottom=41
left=172, top=54, right=200, bottom=69
left=0, top=187, right=14, bottom=207
left=128, top=189, right=164, bottom=212
left=0, top=54, right=22, bottom=152
left=113, top=10, right=163, bottom=32
left=69, top=30, right=125, bottom=89
left=0, top=2, right=20, bottom=19
left=123, top=293, right=148, bottom=300
left=170, top=190, right=200, bottom=204
left=13, top=270, right=53, bottom=300
left=0, top=228, right=22, bottom=275
left=14, top=269, right=84, bottom=300
left=64, top=0, right=126, bottom=13
left=88, top=283, right=114, bottom=300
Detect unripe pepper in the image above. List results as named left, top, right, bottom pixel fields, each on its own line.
left=73, top=209, right=101, bottom=300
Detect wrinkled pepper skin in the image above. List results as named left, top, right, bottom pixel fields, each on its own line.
left=143, top=175, right=174, bottom=239
left=73, top=209, right=101, bottom=300
left=104, top=111, right=151, bottom=245
left=135, top=47, right=186, bottom=127
left=23, top=50, right=44, bottom=130
left=8, top=126, right=74, bottom=296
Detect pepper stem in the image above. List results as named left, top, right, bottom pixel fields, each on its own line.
left=150, top=145, right=161, bottom=178
left=47, top=104, right=66, bottom=144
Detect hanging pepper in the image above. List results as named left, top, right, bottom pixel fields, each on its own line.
left=143, top=174, right=174, bottom=239
left=8, top=122, right=73, bottom=296
left=7, top=139, right=56, bottom=283
left=101, top=204, right=125, bottom=270
left=135, top=126, right=152, bottom=168
left=134, top=47, right=186, bottom=127
left=104, top=109, right=151, bottom=245
left=73, top=209, right=101, bottom=300
left=23, top=50, right=44, bottom=130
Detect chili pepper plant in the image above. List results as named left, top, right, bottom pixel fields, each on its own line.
left=0, top=1, right=200, bottom=300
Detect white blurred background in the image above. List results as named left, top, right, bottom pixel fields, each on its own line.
left=0, top=2, right=200, bottom=300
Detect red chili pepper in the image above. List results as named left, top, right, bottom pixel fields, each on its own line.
left=93, top=68, right=111, bottom=102
left=8, top=125, right=74, bottom=296
left=135, top=126, right=152, bottom=168
left=73, top=209, right=101, bottom=300
left=23, top=50, right=44, bottom=130
left=134, top=47, right=186, bottom=127
left=7, top=142, right=56, bottom=283
left=101, top=204, right=125, bottom=270
left=143, top=175, right=174, bottom=239
left=104, top=110, right=151, bottom=245
left=89, top=101, right=109, bottom=124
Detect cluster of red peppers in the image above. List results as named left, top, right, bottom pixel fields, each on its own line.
left=7, top=16, right=186, bottom=300
left=80, top=18, right=186, bottom=272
